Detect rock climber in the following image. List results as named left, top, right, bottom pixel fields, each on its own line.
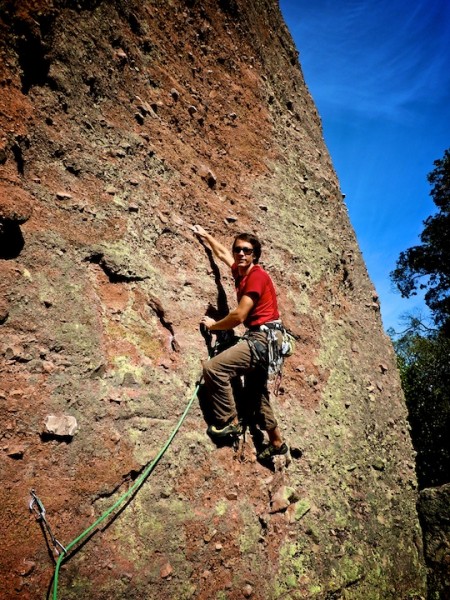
left=192, top=224, right=289, bottom=461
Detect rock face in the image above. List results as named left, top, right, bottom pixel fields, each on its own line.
left=0, top=1, right=426, bottom=598
left=418, top=485, right=450, bottom=599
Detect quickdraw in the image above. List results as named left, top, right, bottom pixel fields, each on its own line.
left=29, top=489, right=67, bottom=556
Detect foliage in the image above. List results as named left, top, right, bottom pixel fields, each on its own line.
left=391, top=148, right=450, bottom=332
left=392, top=326, right=450, bottom=489
left=390, top=148, right=450, bottom=489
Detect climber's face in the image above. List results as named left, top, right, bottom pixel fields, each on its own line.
left=233, top=243, right=254, bottom=269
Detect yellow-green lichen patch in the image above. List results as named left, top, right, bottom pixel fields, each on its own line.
left=127, top=420, right=174, bottom=465
left=238, top=506, right=261, bottom=554
left=58, top=320, right=101, bottom=358
left=294, top=498, right=311, bottom=521
left=59, top=574, right=93, bottom=600
left=96, top=488, right=195, bottom=583
left=215, top=499, right=228, bottom=517
left=318, top=313, right=352, bottom=374
left=92, top=241, right=159, bottom=283
left=112, top=354, right=146, bottom=384
left=329, top=555, right=364, bottom=590
left=274, top=540, right=310, bottom=599
left=308, top=584, right=323, bottom=596
left=104, top=309, right=164, bottom=365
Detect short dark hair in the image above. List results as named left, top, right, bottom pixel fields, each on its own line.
left=232, top=233, right=262, bottom=263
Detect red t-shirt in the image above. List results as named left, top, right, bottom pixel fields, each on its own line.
left=232, top=264, right=279, bottom=327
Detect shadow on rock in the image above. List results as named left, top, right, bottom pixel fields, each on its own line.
left=0, top=221, right=25, bottom=259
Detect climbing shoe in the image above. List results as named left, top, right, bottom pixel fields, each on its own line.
left=207, top=421, right=243, bottom=439
left=257, top=442, right=289, bottom=462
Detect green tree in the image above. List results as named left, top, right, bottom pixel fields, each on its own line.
left=393, top=326, right=450, bottom=488
left=391, top=148, right=450, bottom=332
left=391, top=148, right=450, bottom=489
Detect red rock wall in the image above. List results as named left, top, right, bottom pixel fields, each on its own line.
left=0, top=1, right=426, bottom=598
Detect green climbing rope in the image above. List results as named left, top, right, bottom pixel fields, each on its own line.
left=51, top=381, right=201, bottom=600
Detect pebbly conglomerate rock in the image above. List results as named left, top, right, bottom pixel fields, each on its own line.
left=418, top=484, right=450, bottom=599
left=0, top=1, right=426, bottom=598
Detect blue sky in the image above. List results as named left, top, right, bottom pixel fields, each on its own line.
left=279, top=0, right=450, bottom=332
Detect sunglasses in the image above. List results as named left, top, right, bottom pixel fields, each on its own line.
left=233, top=246, right=254, bottom=255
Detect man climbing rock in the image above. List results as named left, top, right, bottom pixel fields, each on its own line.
left=192, top=224, right=289, bottom=462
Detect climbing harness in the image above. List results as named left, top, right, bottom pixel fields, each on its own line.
left=244, top=320, right=296, bottom=393
left=30, top=378, right=203, bottom=600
